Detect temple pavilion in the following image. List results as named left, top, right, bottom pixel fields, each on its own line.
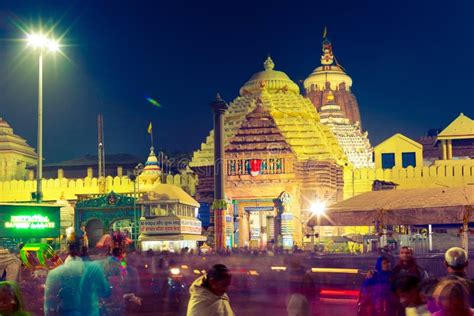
left=191, top=57, right=347, bottom=249
left=319, top=92, right=374, bottom=168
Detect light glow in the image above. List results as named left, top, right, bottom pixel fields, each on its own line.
left=5, top=214, right=55, bottom=229
left=319, top=289, right=360, bottom=297
left=310, top=200, right=326, bottom=216
left=27, top=32, right=60, bottom=52
left=311, top=267, right=359, bottom=274
left=170, top=267, right=180, bottom=275
left=270, top=266, right=287, bottom=271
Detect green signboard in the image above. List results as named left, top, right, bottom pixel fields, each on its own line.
left=0, top=204, right=60, bottom=238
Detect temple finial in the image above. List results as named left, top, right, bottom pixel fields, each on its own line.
left=264, top=56, right=275, bottom=71
left=322, top=26, right=327, bottom=39
left=215, top=93, right=222, bottom=101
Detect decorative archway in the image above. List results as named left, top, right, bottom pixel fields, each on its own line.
left=75, top=191, right=137, bottom=245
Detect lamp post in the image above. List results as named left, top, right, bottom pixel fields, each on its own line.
left=26, top=32, right=60, bottom=203
left=310, top=201, right=326, bottom=252
left=129, top=163, right=144, bottom=245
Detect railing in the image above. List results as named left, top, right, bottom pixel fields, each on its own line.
left=226, top=158, right=285, bottom=176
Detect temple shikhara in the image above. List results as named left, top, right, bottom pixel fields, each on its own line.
left=318, top=92, right=374, bottom=168
left=304, top=31, right=362, bottom=127
left=191, top=56, right=348, bottom=248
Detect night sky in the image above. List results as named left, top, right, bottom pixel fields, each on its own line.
left=0, top=0, right=473, bottom=163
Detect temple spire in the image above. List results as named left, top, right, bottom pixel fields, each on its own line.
left=264, top=56, right=275, bottom=71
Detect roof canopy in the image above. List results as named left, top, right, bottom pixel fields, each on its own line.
left=437, top=113, right=474, bottom=140
left=139, top=183, right=199, bottom=207
left=322, top=186, right=474, bottom=226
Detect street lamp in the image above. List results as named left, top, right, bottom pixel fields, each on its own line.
left=310, top=200, right=326, bottom=251
left=128, top=163, right=144, bottom=247
left=26, top=32, right=60, bottom=203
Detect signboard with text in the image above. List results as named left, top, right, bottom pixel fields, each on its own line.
left=0, top=204, right=61, bottom=238
left=141, top=216, right=202, bottom=235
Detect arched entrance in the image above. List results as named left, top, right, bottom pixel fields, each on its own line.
left=86, top=219, right=104, bottom=248
left=111, top=218, right=134, bottom=237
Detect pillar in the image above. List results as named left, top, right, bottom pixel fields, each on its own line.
left=87, top=167, right=93, bottom=178
left=58, top=168, right=64, bottom=179
left=211, top=93, right=228, bottom=251
left=447, top=139, right=453, bottom=160
left=239, top=209, right=250, bottom=247
left=441, top=140, right=447, bottom=160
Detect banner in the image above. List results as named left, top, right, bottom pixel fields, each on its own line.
left=141, top=217, right=202, bottom=235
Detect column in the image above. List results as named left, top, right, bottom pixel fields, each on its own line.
left=441, top=140, right=447, bottom=160
left=239, top=210, right=250, bottom=247
left=447, top=139, right=453, bottom=160
left=211, top=94, right=228, bottom=251
left=58, top=168, right=64, bottom=179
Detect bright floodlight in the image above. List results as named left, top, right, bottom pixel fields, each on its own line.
left=310, top=201, right=326, bottom=216
left=27, top=32, right=60, bottom=52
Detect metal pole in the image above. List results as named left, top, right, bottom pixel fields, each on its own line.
left=428, top=224, right=433, bottom=252
left=133, top=180, right=137, bottom=243
left=36, top=53, right=43, bottom=203
left=317, top=214, right=321, bottom=250
left=311, top=226, right=315, bottom=252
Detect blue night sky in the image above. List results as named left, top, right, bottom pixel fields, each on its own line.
left=0, top=0, right=473, bottom=163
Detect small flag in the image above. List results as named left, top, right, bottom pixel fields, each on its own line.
left=146, top=97, right=161, bottom=108
left=147, top=122, right=152, bottom=134
left=322, top=26, right=327, bottom=39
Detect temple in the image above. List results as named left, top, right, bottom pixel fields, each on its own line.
left=304, top=30, right=362, bottom=127
left=0, top=117, right=37, bottom=181
left=191, top=57, right=347, bottom=249
left=319, top=92, right=374, bottom=168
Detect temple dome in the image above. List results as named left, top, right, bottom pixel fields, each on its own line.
left=304, top=65, right=353, bottom=92
left=239, top=57, right=300, bottom=95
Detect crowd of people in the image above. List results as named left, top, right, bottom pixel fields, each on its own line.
left=358, top=246, right=474, bottom=316
left=0, top=238, right=473, bottom=316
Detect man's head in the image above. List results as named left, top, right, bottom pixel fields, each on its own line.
left=68, top=238, right=81, bottom=257
left=433, top=278, right=471, bottom=312
left=444, top=247, right=468, bottom=273
left=206, top=264, right=232, bottom=296
left=399, top=246, right=413, bottom=262
left=395, top=275, right=422, bottom=307
left=376, top=256, right=391, bottom=272
left=0, top=282, right=21, bottom=315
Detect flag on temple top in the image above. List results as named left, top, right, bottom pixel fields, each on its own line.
left=147, top=122, right=152, bottom=134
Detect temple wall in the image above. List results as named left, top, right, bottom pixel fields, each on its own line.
left=344, top=162, right=474, bottom=200
left=0, top=174, right=196, bottom=202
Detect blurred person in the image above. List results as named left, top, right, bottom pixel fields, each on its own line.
left=79, top=258, right=111, bottom=316
left=0, top=281, right=30, bottom=316
left=100, top=248, right=142, bottom=315
left=443, top=247, right=474, bottom=307
left=0, top=248, right=21, bottom=283
left=358, top=256, right=397, bottom=316
left=432, top=278, right=474, bottom=316
left=418, top=278, right=440, bottom=314
left=394, top=276, right=430, bottom=316
left=392, top=247, right=428, bottom=281
left=286, top=257, right=315, bottom=316
left=186, top=264, right=233, bottom=316
left=44, top=239, right=84, bottom=315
